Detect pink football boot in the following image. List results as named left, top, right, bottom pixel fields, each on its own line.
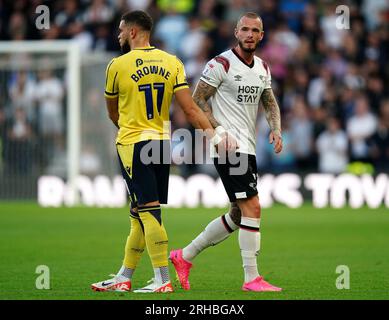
left=169, top=249, right=193, bottom=290
left=242, top=276, right=282, bottom=292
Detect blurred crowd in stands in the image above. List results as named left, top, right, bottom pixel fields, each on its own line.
left=0, top=0, right=389, bottom=178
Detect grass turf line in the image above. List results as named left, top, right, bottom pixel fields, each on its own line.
left=0, top=203, right=388, bottom=300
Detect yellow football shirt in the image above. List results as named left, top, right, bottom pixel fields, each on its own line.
left=104, top=46, right=189, bottom=145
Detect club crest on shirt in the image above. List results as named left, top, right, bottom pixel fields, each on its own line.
left=203, top=66, right=211, bottom=75
left=259, top=75, right=271, bottom=87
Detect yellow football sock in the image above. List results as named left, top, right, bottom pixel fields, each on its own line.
left=138, top=205, right=169, bottom=268
left=123, top=210, right=146, bottom=269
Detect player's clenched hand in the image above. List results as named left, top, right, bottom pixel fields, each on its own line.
left=220, top=132, right=238, bottom=152
left=214, top=126, right=238, bottom=153
left=269, top=130, right=282, bottom=154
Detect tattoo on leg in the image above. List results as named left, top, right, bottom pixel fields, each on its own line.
left=229, top=202, right=242, bottom=226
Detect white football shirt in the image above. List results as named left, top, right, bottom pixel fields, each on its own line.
left=200, top=48, right=271, bottom=156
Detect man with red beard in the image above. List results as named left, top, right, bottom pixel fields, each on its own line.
left=170, top=12, right=283, bottom=292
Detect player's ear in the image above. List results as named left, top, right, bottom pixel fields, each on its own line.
left=259, top=31, right=264, bottom=41
left=129, top=27, right=136, bottom=39
left=234, top=28, right=238, bottom=39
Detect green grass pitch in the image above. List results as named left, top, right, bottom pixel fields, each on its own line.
left=0, top=202, right=388, bottom=300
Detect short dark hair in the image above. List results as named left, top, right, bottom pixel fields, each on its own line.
left=242, top=12, right=260, bottom=20
left=237, top=12, right=263, bottom=28
left=121, top=10, right=153, bottom=32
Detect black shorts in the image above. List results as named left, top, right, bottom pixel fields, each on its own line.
left=117, top=140, right=171, bottom=206
left=213, top=153, right=258, bottom=202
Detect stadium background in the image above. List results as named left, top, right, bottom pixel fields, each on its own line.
left=0, top=0, right=389, bottom=300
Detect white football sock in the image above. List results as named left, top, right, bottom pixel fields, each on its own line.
left=154, top=266, right=170, bottom=284
left=182, top=213, right=239, bottom=262
left=239, top=217, right=261, bottom=283
left=117, top=265, right=134, bottom=280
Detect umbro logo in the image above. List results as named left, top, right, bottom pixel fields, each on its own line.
left=234, top=75, right=242, bottom=81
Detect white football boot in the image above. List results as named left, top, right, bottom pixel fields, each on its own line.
left=133, top=278, right=173, bottom=293
left=91, top=274, right=131, bottom=292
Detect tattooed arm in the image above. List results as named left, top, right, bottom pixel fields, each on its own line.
left=193, top=80, right=220, bottom=129
left=193, top=80, right=238, bottom=151
left=260, top=88, right=283, bottom=153
left=261, top=88, right=281, bottom=133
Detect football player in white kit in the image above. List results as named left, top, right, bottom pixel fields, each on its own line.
left=170, top=12, right=283, bottom=292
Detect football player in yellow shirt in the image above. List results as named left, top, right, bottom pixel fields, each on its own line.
left=91, top=10, right=233, bottom=293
